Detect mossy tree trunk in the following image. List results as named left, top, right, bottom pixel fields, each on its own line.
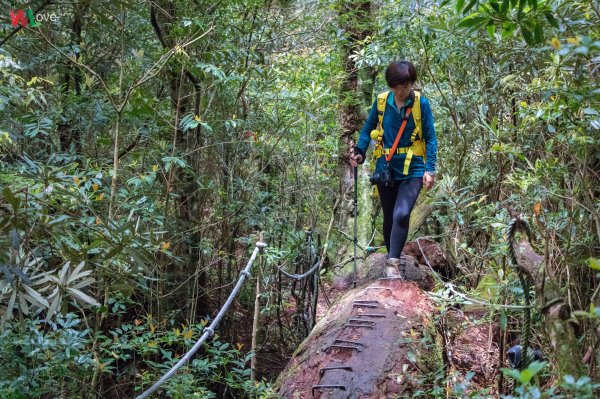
left=336, top=0, right=378, bottom=278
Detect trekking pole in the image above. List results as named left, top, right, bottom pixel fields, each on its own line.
left=353, top=165, right=358, bottom=288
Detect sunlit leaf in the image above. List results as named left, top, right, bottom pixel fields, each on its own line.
left=458, top=14, right=489, bottom=29
left=67, top=288, right=100, bottom=307
left=587, top=258, right=600, bottom=271
left=23, top=284, right=49, bottom=308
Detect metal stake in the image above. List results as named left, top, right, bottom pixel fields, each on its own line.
left=353, top=165, right=358, bottom=288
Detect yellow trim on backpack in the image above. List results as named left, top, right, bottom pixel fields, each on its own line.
left=369, top=91, right=389, bottom=195
left=370, top=91, right=389, bottom=161
left=382, top=146, right=425, bottom=156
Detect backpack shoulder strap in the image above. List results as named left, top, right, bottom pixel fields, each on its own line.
left=376, top=91, right=390, bottom=130
left=410, top=90, right=422, bottom=141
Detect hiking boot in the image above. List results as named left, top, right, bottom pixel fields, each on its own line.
left=386, top=257, right=404, bottom=279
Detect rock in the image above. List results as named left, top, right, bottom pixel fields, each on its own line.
left=361, top=252, right=388, bottom=282
left=401, top=256, right=434, bottom=291
left=403, top=239, right=453, bottom=279
left=361, top=253, right=434, bottom=290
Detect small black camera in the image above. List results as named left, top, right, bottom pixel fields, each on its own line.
left=369, top=164, right=395, bottom=186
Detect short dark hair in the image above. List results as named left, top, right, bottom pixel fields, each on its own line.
left=385, top=60, right=417, bottom=87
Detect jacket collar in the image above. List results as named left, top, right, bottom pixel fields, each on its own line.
left=387, top=90, right=415, bottom=110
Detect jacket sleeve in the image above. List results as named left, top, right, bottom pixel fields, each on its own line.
left=354, top=99, right=378, bottom=162
left=420, top=96, right=437, bottom=173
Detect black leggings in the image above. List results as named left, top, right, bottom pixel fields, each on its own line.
left=377, top=178, right=423, bottom=258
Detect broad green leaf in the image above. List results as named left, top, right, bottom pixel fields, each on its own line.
left=529, top=0, right=537, bottom=10
left=458, top=14, right=488, bottom=29
left=502, top=21, right=516, bottom=38
left=502, top=367, right=522, bottom=381
left=2, top=187, right=20, bottom=211
left=67, top=261, right=87, bottom=284
left=13, top=266, right=31, bottom=285
left=587, top=258, right=600, bottom=271
left=47, top=294, right=61, bottom=318
left=457, top=0, right=465, bottom=13
left=520, top=361, right=546, bottom=384
left=487, top=23, right=496, bottom=38
left=463, top=0, right=478, bottom=14
left=71, top=277, right=96, bottom=290
left=200, top=122, right=213, bottom=133
left=520, top=368, right=533, bottom=383
left=19, top=294, right=29, bottom=315
left=521, top=25, right=535, bottom=45
left=4, top=291, right=16, bottom=321
left=545, top=12, right=559, bottom=28
left=0, top=264, right=13, bottom=284
left=23, top=285, right=50, bottom=308
left=534, top=22, right=544, bottom=44
left=58, top=261, right=71, bottom=284
left=500, top=311, right=507, bottom=330
left=67, top=287, right=100, bottom=307
left=10, top=229, right=20, bottom=250
left=563, top=375, right=575, bottom=385
left=48, top=215, right=70, bottom=225
left=111, top=282, right=136, bottom=296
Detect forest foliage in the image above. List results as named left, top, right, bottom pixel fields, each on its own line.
left=0, top=0, right=598, bottom=398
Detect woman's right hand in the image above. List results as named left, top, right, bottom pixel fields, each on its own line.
left=349, top=148, right=364, bottom=168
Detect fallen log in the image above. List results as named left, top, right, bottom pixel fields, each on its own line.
left=276, top=250, right=501, bottom=398
left=275, top=278, right=436, bottom=398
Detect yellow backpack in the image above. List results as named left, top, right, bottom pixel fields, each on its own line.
left=370, top=90, right=426, bottom=175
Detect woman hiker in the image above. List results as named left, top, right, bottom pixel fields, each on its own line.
left=349, top=60, right=438, bottom=274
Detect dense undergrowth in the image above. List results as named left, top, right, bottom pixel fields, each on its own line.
left=1, top=0, right=598, bottom=398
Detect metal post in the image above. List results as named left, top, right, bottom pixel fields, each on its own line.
left=353, top=166, right=358, bottom=288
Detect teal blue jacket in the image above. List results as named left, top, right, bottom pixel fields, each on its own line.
left=355, top=91, right=437, bottom=180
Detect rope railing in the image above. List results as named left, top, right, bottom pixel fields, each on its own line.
left=277, top=257, right=321, bottom=281
left=135, top=241, right=267, bottom=399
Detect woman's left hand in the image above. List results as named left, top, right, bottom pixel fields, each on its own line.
left=423, top=172, right=435, bottom=191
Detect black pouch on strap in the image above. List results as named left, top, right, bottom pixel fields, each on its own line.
left=369, top=162, right=395, bottom=186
